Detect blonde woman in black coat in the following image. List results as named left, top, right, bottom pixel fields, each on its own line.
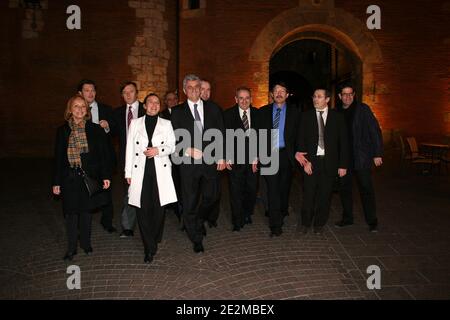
left=52, top=94, right=112, bottom=261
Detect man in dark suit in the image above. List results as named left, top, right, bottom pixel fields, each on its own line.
left=112, top=81, right=145, bottom=238
left=335, top=83, right=383, bottom=232
left=296, top=88, right=349, bottom=235
left=78, top=79, right=117, bottom=233
left=160, top=90, right=178, bottom=120
left=170, top=74, right=226, bottom=253
left=224, top=87, right=259, bottom=231
left=200, top=79, right=223, bottom=228
left=258, top=82, right=301, bottom=237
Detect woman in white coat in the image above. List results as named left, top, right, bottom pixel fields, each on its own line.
left=125, top=93, right=177, bottom=263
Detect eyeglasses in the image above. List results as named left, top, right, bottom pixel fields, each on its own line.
left=341, top=93, right=355, bottom=97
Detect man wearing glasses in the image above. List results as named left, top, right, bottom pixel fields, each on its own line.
left=334, top=83, right=383, bottom=233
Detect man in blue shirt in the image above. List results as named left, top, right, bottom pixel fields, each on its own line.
left=258, top=82, right=302, bottom=237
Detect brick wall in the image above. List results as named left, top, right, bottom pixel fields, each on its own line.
left=0, top=0, right=177, bottom=157
left=179, top=0, right=450, bottom=141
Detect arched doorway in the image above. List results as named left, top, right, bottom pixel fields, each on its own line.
left=269, top=38, right=362, bottom=110
left=248, top=2, right=382, bottom=107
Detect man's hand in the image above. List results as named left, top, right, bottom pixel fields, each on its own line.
left=186, top=147, right=203, bottom=160
left=99, top=120, right=109, bottom=129
left=103, top=180, right=111, bottom=189
left=374, top=157, right=383, bottom=167
left=304, top=162, right=313, bottom=175
left=226, top=160, right=233, bottom=171
left=252, top=159, right=259, bottom=173
left=338, top=168, right=347, bottom=177
left=295, top=152, right=308, bottom=167
left=144, top=147, right=159, bottom=158
left=52, top=186, right=61, bottom=195
left=217, top=159, right=226, bottom=171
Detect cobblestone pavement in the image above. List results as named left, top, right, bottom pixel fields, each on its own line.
left=1, top=157, right=449, bottom=300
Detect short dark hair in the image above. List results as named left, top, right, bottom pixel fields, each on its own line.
left=120, top=81, right=138, bottom=94
left=339, top=82, right=355, bottom=94
left=77, top=79, right=96, bottom=92
left=271, top=81, right=289, bottom=93
left=143, top=93, right=160, bottom=105
left=235, top=86, right=252, bottom=97
left=314, top=88, right=331, bottom=98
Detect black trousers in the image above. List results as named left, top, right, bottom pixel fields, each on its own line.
left=339, top=168, right=378, bottom=226
left=264, top=149, right=292, bottom=232
left=100, top=190, right=114, bottom=228
left=65, top=211, right=92, bottom=253
left=165, top=163, right=182, bottom=217
left=207, top=176, right=222, bottom=224
left=180, top=166, right=219, bottom=244
left=136, top=168, right=165, bottom=256
left=229, top=164, right=257, bottom=228
left=301, top=157, right=335, bottom=228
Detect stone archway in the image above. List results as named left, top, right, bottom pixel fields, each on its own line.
left=249, top=0, right=382, bottom=104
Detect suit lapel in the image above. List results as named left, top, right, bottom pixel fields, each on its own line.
left=284, top=104, right=291, bottom=140
left=234, top=106, right=245, bottom=130
left=202, top=100, right=209, bottom=131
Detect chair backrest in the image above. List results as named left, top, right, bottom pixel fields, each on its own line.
left=406, top=137, right=419, bottom=155
left=398, top=135, right=406, bottom=158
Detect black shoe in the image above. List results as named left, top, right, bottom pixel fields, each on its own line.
left=232, top=225, right=241, bottom=232
left=63, top=251, right=77, bottom=261
left=244, top=216, right=253, bottom=225
left=369, top=225, right=378, bottom=233
left=120, top=230, right=134, bottom=238
left=83, top=247, right=93, bottom=255
left=144, top=254, right=153, bottom=264
left=334, top=220, right=354, bottom=228
left=193, top=242, right=204, bottom=253
left=313, top=227, right=324, bottom=235
left=208, top=221, right=218, bottom=228
left=102, top=224, right=117, bottom=233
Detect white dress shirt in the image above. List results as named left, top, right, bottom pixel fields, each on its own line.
left=316, top=107, right=328, bottom=156
left=90, top=101, right=99, bottom=124
left=187, top=99, right=204, bottom=127
left=90, top=101, right=110, bottom=133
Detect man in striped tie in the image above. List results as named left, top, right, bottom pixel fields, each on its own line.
left=258, top=82, right=302, bottom=237
left=223, top=87, right=260, bottom=232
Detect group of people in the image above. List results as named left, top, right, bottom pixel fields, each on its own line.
left=52, top=74, right=383, bottom=264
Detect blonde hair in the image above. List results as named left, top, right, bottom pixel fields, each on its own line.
left=64, top=94, right=91, bottom=121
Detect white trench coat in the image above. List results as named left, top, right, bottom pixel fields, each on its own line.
left=125, top=116, right=177, bottom=208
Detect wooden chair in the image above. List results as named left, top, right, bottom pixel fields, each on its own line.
left=405, top=137, right=440, bottom=174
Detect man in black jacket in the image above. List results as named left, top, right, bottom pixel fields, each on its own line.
left=258, top=82, right=301, bottom=237
left=334, top=83, right=383, bottom=232
left=78, top=79, right=117, bottom=233
left=296, top=88, right=349, bottom=235
left=113, top=82, right=145, bottom=238
left=170, top=74, right=226, bottom=253
left=223, top=87, right=259, bottom=231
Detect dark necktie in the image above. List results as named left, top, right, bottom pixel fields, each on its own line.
left=242, top=110, right=249, bottom=130
left=272, top=108, right=282, bottom=149
left=194, top=103, right=203, bottom=132
left=127, top=105, right=133, bottom=130
left=318, top=111, right=325, bottom=150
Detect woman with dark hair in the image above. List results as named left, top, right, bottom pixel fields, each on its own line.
left=125, top=93, right=177, bottom=263
left=52, top=94, right=112, bottom=261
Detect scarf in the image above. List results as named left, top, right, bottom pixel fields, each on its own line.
left=67, top=118, right=89, bottom=168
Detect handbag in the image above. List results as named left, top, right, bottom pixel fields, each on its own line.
left=80, top=168, right=102, bottom=197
